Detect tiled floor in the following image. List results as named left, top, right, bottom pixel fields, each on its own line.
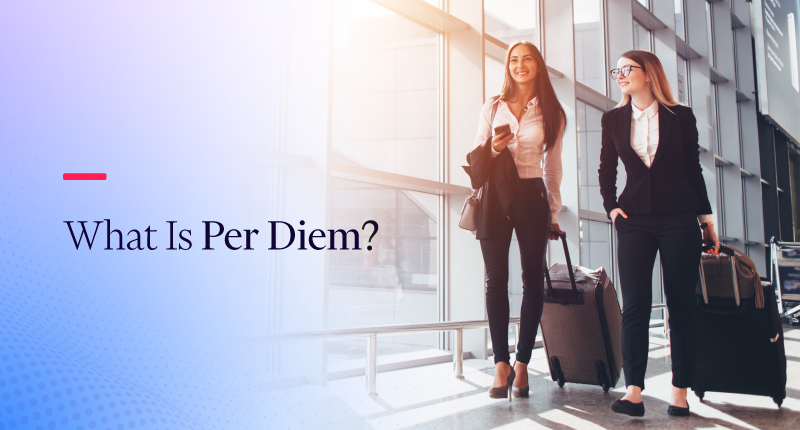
left=263, top=324, right=800, bottom=429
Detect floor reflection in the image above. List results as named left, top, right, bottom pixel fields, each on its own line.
left=261, top=325, right=800, bottom=429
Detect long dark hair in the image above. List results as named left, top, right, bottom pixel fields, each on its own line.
left=499, top=41, right=566, bottom=152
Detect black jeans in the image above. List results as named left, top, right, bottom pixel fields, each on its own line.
left=480, top=178, right=551, bottom=365
left=615, top=211, right=702, bottom=390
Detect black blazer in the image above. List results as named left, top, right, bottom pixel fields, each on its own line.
left=598, top=102, right=712, bottom=217
left=464, top=135, right=546, bottom=239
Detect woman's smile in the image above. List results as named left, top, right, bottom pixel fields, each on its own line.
left=508, top=44, right=537, bottom=84
left=615, top=57, right=647, bottom=96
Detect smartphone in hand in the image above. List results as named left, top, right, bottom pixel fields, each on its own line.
left=493, top=124, right=511, bottom=136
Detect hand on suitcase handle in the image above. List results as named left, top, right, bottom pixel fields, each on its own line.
left=549, top=223, right=564, bottom=240
left=702, top=241, right=735, bottom=257
left=703, top=225, right=721, bottom=254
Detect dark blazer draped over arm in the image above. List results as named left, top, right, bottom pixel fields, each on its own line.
left=464, top=134, right=546, bottom=239
left=597, top=102, right=713, bottom=218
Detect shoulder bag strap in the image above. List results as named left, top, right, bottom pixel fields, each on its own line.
left=488, top=96, right=499, bottom=140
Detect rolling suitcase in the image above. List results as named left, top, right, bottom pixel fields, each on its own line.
left=693, top=244, right=787, bottom=406
left=540, top=232, right=623, bottom=392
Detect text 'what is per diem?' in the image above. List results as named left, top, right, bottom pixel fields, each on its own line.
left=63, top=220, right=376, bottom=251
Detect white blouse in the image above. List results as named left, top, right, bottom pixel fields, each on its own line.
left=631, top=100, right=660, bottom=168
left=473, top=97, right=563, bottom=220
left=630, top=100, right=712, bottom=224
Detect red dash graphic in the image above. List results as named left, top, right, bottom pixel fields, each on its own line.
left=63, top=173, right=107, bottom=180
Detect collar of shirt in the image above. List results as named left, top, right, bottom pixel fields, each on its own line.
left=491, top=96, right=539, bottom=108
left=631, top=100, right=659, bottom=120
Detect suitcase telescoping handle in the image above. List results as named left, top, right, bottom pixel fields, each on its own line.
left=543, top=231, right=580, bottom=302
left=698, top=242, right=742, bottom=309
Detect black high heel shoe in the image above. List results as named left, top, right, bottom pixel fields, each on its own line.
left=488, top=366, right=516, bottom=401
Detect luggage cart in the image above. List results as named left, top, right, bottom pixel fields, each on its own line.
left=769, top=237, right=800, bottom=325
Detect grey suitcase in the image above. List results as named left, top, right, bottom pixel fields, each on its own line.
left=540, top=232, right=623, bottom=392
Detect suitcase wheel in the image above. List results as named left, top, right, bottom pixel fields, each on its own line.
left=550, top=356, right=566, bottom=388
left=595, top=360, right=610, bottom=393
left=773, top=397, right=783, bottom=408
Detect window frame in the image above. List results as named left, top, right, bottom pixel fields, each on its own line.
left=632, top=18, right=654, bottom=53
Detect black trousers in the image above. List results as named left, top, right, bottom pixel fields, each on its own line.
left=479, top=178, right=551, bottom=365
left=615, top=212, right=702, bottom=390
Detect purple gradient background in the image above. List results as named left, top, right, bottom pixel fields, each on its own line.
left=1, top=1, right=331, bottom=428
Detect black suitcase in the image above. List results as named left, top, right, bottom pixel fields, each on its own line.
left=540, top=232, right=623, bottom=392
left=693, top=245, right=787, bottom=406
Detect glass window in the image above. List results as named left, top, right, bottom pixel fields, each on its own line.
left=636, top=0, right=649, bottom=9
left=633, top=20, right=652, bottom=52
left=675, top=0, right=686, bottom=41
left=732, top=30, right=741, bottom=87
left=326, top=179, right=439, bottom=362
left=576, top=100, right=619, bottom=301
left=717, top=165, right=725, bottom=235
left=577, top=101, right=605, bottom=214
left=580, top=219, right=613, bottom=278
left=711, top=83, right=721, bottom=154
left=705, top=1, right=715, bottom=66
left=710, top=83, right=724, bottom=233
left=332, top=0, right=439, bottom=181
left=741, top=180, right=748, bottom=242
left=485, top=56, right=506, bottom=101
left=677, top=55, right=690, bottom=105
left=574, top=0, right=606, bottom=95
left=484, top=0, right=539, bottom=46
left=328, top=178, right=438, bottom=323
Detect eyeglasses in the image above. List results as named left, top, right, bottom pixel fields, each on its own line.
left=610, top=65, right=645, bottom=80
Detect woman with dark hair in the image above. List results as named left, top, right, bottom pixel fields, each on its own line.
left=599, top=50, right=720, bottom=417
left=466, top=41, right=566, bottom=400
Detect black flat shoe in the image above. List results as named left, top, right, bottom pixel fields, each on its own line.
left=611, top=399, right=645, bottom=417
left=667, top=404, right=690, bottom=416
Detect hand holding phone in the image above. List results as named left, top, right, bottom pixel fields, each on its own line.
left=493, top=123, right=511, bottom=136
left=491, top=123, right=513, bottom=152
